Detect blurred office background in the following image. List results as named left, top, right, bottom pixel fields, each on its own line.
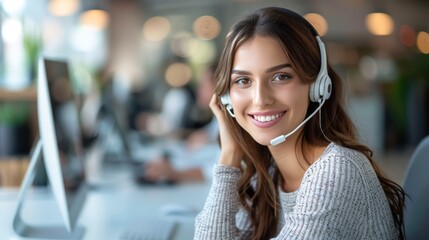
left=0, top=0, right=428, bottom=185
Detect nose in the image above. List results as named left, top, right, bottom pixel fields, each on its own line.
left=253, top=82, right=274, bottom=107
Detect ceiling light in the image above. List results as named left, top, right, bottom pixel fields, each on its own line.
left=304, top=13, right=328, bottom=36
left=366, top=12, right=394, bottom=36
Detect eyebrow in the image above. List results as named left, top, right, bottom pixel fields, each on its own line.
left=265, top=63, right=292, bottom=73
left=231, top=63, right=292, bottom=75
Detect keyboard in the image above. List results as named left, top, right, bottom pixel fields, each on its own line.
left=118, top=218, right=177, bottom=240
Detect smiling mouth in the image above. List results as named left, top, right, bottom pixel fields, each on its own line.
left=252, top=112, right=285, bottom=123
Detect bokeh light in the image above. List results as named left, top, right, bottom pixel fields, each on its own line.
left=366, top=12, right=395, bottom=36
left=359, top=56, right=397, bottom=81
left=142, top=16, right=171, bottom=42
left=193, top=15, right=221, bottom=40
left=49, top=0, right=79, bottom=17
left=188, top=38, right=216, bottom=64
left=416, top=31, right=429, bottom=54
left=399, top=25, right=416, bottom=48
left=80, top=10, right=110, bottom=29
left=2, top=18, right=23, bottom=44
left=304, top=13, right=328, bottom=36
left=165, top=62, right=192, bottom=88
left=1, top=0, right=25, bottom=16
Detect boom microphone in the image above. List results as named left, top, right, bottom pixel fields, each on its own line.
left=270, top=99, right=325, bottom=146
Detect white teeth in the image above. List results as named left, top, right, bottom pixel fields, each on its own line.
left=253, top=113, right=283, bottom=122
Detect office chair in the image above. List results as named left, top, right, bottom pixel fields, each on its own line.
left=402, top=135, right=429, bottom=240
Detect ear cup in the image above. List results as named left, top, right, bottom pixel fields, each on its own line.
left=309, top=74, right=332, bottom=102
left=220, top=93, right=232, bottom=106
left=321, top=75, right=332, bottom=101
left=220, top=93, right=235, bottom=117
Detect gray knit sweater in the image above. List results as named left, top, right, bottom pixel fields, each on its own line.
left=194, top=143, right=398, bottom=239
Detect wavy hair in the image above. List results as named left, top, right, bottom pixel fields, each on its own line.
left=214, top=7, right=405, bottom=240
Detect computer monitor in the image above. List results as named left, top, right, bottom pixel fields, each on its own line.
left=13, top=57, right=87, bottom=239
left=98, top=79, right=135, bottom=164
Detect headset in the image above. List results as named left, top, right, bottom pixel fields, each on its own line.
left=220, top=93, right=235, bottom=117
left=220, top=8, right=332, bottom=146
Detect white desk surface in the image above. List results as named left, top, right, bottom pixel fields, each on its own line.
left=0, top=163, right=211, bottom=240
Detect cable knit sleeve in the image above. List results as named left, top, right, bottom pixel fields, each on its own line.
left=194, top=165, right=252, bottom=240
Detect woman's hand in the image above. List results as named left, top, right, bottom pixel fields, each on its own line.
left=209, top=94, right=243, bottom=168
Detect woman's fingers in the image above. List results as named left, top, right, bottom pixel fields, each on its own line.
left=209, top=94, right=243, bottom=168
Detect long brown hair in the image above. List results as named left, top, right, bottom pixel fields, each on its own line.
left=214, top=7, right=405, bottom=240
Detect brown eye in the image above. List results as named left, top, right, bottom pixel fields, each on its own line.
left=273, top=73, right=291, bottom=82
left=235, top=77, right=251, bottom=86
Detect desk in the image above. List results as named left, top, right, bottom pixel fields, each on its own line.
left=0, top=87, right=37, bottom=101
left=0, top=163, right=211, bottom=239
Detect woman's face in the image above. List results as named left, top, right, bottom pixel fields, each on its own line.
left=229, top=35, right=310, bottom=146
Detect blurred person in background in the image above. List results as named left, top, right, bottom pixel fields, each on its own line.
left=133, top=62, right=204, bottom=139
left=186, top=64, right=219, bottom=150
left=140, top=64, right=220, bottom=184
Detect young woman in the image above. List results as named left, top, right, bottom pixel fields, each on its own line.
left=194, top=7, right=405, bottom=240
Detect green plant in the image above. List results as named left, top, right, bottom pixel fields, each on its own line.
left=22, top=21, right=42, bottom=83
left=0, top=102, right=30, bottom=127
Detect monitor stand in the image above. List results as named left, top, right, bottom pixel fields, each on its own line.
left=12, top=139, right=85, bottom=239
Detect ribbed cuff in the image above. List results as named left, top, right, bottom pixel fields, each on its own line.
left=213, top=164, right=241, bottom=183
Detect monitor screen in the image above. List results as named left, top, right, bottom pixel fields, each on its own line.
left=44, top=59, right=85, bottom=192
